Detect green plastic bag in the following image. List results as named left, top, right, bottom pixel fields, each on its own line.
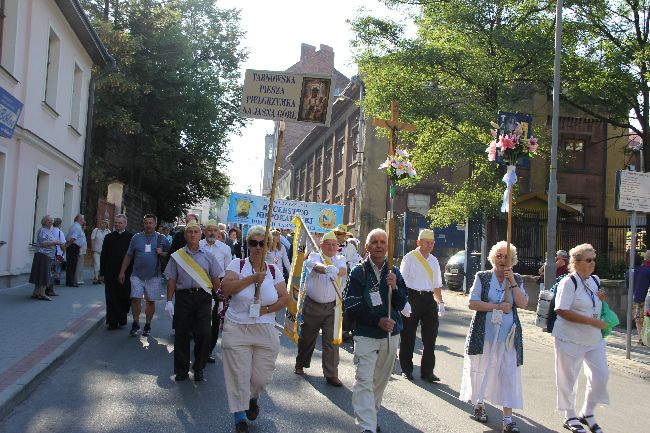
left=642, top=316, right=650, bottom=347
left=600, top=301, right=619, bottom=338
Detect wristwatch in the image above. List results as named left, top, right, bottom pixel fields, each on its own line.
left=266, top=305, right=271, bottom=314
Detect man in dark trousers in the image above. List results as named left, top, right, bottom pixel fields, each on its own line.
left=164, top=220, right=222, bottom=382
left=100, top=214, right=133, bottom=330
left=398, top=229, right=445, bottom=383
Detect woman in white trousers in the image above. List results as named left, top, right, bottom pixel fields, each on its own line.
left=553, top=243, right=608, bottom=433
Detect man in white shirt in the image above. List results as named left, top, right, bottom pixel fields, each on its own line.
left=334, top=224, right=363, bottom=269
left=200, top=220, right=233, bottom=363
left=398, top=229, right=445, bottom=382
left=294, top=231, right=347, bottom=386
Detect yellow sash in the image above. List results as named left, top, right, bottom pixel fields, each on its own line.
left=173, top=249, right=213, bottom=294
left=322, top=253, right=344, bottom=345
left=413, top=249, right=434, bottom=288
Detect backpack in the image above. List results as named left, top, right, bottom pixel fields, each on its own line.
left=240, top=258, right=276, bottom=279
left=545, top=274, right=600, bottom=333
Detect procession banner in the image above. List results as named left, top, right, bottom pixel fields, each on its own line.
left=283, top=216, right=319, bottom=343
left=227, top=192, right=343, bottom=233
left=240, top=69, right=335, bottom=126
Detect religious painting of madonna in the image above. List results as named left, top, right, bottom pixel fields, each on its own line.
left=298, top=77, right=331, bottom=124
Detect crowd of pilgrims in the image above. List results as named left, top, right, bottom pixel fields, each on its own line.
left=29, top=211, right=623, bottom=433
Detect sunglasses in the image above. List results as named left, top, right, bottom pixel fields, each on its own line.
left=248, top=239, right=265, bottom=248
left=579, top=258, right=596, bottom=263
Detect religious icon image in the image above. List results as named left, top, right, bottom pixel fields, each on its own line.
left=298, top=77, right=331, bottom=124
left=235, top=198, right=251, bottom=217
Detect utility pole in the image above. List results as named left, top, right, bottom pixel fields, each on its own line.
left=545, top=0, right=563, bottom=286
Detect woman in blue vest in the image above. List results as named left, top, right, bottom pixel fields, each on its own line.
left=460, top=241, right=529, bottom=433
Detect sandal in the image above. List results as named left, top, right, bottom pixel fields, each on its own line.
left=578, top=414, right=603, bottom=433
left=37, top=295, right=52, bottom=301
left=563, top=418, right=586, bottom=433
left=473, top=405, right=488, bottom=423
left=503, top=421, right=520, bottom=433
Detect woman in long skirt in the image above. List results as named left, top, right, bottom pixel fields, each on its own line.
left=29, top=215, right=62, bottom=300
left=460, top=241, right=529, bottom=433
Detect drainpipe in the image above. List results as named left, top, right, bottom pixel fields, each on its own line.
left=80, top=55, right=116, bottom=214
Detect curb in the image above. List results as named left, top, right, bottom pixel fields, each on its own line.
left=0, top=306, right=106, bottom=420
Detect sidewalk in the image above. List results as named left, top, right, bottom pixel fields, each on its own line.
left=442, top=289, right=650, bottom=380
left=0, top=267, right=106, bottom=418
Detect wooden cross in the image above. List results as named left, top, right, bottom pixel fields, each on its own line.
left=372, top=100, right=417, bottom=156
left=371, top=100, right=416, bottom=348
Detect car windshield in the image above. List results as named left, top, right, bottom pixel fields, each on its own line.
left=448, top=251, right=465, bottom=266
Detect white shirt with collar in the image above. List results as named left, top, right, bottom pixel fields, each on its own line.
left=552, top=272, right=603, bottom=347
left=199, top=238, right=232, bottom=278
left=399, top=248, right=443, bottom=291
left=304, top=251, right=347, bottom=303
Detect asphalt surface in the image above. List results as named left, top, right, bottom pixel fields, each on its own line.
left=0, top=300, right=646, bottom=433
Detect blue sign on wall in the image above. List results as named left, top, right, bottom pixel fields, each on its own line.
left=0, top=86, right=23, bottom=138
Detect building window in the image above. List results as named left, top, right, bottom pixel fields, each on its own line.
left=314, top=152, right=322, bottom=186
left=562, top=138, right=587, bottom=170
left=323, top=140, right=332, bottom=179
left=334, top=127, right=345, bottom=173
left=348, top=111, right=360, bottom=163
left=0, top=0, right=17, bottom=74
left=306, top=161, right=313, bottom=196
left=63, top=182, right=74, bottom=231
left=44, top=28, right=61, bottom=109
left=348, top=189, right=356, bottom=225
left=70, top=63, right=83, bottom=131
left=32, top=170, right=50, bottom=243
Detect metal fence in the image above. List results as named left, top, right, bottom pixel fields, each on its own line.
left=487, top=212, right=646, bottom=277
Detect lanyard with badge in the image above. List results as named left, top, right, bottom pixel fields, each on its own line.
left=249, top=258, right=262, bottom=318
left=581, top=277, right=598, bottom=318
left=144, top=233, right=154, bottom=253
left=491, top=279, right=507, bottom=324
left=368, top=263, right=384, bottom=307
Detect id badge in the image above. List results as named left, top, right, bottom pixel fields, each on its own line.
left=491, top=309, right=503, bottom=324
left=370, top=291, right=382, bottom=307
left=145, top=244, right=152, bottom=253
left=249, top=301, right=261, bottom=318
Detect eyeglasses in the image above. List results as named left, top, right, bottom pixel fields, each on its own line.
left=578, top=258, right=596, bottom=263
left=495, top=254, right=508, bottom=259
left=248, top=239, right=265, bottom=248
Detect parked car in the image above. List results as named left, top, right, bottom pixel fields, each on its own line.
left=444, top=250, right=465, bottom=291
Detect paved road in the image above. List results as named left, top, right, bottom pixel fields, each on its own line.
left=0, top=300, right=646, bottom=433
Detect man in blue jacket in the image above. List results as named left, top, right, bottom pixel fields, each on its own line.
left=343, top=228, right=408, bottom=433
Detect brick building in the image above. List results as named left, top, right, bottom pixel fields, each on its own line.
left=262, top=44, right=349, bottom=197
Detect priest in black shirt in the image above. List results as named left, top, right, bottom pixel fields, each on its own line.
left=100, top=214, right=134, bottom=330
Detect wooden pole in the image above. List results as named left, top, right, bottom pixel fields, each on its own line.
left=256, top=121, right=285, bottom=300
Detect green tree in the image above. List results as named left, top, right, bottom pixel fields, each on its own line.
left=354, top=1, right=650, bottom=230
left=81, top=0, right=246, bottom=221
left=351, top=0, right=556, bottom=226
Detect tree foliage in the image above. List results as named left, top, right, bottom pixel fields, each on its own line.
left=353, top=0, right=649, bottom=227
left=81, top=0, right=247, bottom=220
left=351, top=0, right=556, bottom=226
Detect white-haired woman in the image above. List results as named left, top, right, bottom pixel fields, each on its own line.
left=221, top=225, right=288, bottom=433
left=460, top=241, right=529, bottom=433
left=29, top=215, right=63, bottom=301
left=553, top=244, right=608, bottom=433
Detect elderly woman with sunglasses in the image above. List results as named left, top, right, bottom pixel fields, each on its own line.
left=460, top=241, right=528, bottom=433
left=221, top=225, right=288, bottom=433
left=553, top=244, right=608, bottom=433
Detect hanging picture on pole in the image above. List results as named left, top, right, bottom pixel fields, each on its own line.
left=240, top=69, right=335, bottom=126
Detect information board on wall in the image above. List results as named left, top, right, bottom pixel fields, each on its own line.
left=615, top=170, right=650, bottom=213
